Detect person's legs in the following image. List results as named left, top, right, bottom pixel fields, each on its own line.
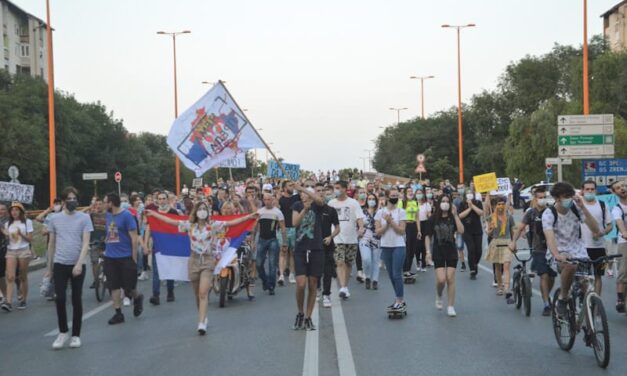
left=355, top=248, right=363, bottom=275
left=381, top=248, right=393, bottom=291
left=256, top=239, right=269, bottom=290
left=391, top=247, right=406, bottom=300
left=53, top=263, right=71, bottom=333
left=267, top=240, right=279, bottom=290
left=69, top=265, right=86, bottom=337
left=463, top=233, right=477, bottom=274
left=335, top=245, right=348, bottom=289
left=403, top=223, right=417, bottom=273
left=503, top=261, right=511, bottom=292
left=197, top=270, right=212, bottom=325
left=4, top=256, right=16, bottom=304
left=306, top=276, right=318, bottom=317
left=494, top=263, right=503, bottom=291
left=17, top=257, right=29, bottom=302
left=446, top=267, right=456, bottom=307
left=435, top=268, right=446, bottom=298
left=295, top=275, right=306, bottom=313
left=558, top=263, right=576, bottom=300
left=191, top=279, right=200, bottom=308
left=151, top=253, right=160, bottom=297
left=322, top=245, right=335, bottom=297
left=359, top=242, right=372, bottom=280
left=372, top=247, right=382, bottom=282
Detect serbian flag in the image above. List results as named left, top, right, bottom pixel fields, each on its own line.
left=146, top=213, right=256, bottom=281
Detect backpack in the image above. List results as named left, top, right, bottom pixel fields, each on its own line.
left=533, top=205, right=582, bottom=247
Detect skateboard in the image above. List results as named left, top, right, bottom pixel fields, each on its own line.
left=387, top=306, right=407, bottom=319
left=403, top=275, right=416, bottom=284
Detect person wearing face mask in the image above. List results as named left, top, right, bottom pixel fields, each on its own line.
left=401, top=188, right=420, bottom=277
left=429, top=195, right=464, bottom=316
left=375, top=188, right=407, bottom=312
left=579, top=180, right=613, bottom=296
left=509, top=186, right=555, bottom=315
left=45, top=187, right=93, bottom=348
left=359, top=193, right=382, bottom=291
left=147, top=202, right=257, bottom=334
left=424, top=189, right=436, bottom=267
left=459, top=188, right=485, bottom=280
left=542, top=182, right=601, bottom=318
left=353, top=187, right=368, bottom=283
left=317, top=183, right=340, bottom=308
left=485, top=197, right=516, bottom=301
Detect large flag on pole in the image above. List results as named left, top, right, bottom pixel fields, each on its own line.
left=146, top=213, right=256, bottom=281
left=167, top=81, right=265, bottom=177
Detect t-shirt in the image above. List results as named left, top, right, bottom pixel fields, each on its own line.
left=489, top=215, right=515, bottom=240
left=542, top=207, right=587, bottom=259
left=48, top=212, right=93, bottom=265
left=90, top=212, right=107, bottom=243
left=399, top=200, right=419, bottom=222
left=361, top=208, right=380, bottom=249
left=104, top=210, right=137, bottom=258
left=321, top=204, right=339, bottom=242
left=460, top=200, right=484, bottom=235
left=178, top=220, right=226, bottom=259
left=612, top=202, right=627, bottom=244
left=581, top=201, right=611, bottom=248
left=293, top=201, right=324, bottom=251
left=5, top=219, right=33, bottom=250
left=374, top=207, right=406, bottom=248
left=257, top=207, right=284, bottom=240
left=279, top=194, right=301, bottom=228
left=329, top=197, right=365, bottom=244
left=521, top=207, right=547, bottom=253
left=430, top=216, right=456, bottom=247
left=418, top=202, right=432, bottom=222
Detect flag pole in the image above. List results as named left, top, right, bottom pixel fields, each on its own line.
left=218, top=80, right=290, bottom=178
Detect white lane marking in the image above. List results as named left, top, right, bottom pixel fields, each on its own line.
left=477, top=263, right=542, bottom=297
left=330, top=283, right=357, bottom=376
left=45, top=301, right=112, bottom=337
left=302, top=300, right=319, bottom=376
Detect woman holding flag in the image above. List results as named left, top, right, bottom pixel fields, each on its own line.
left=146, top=202, right=257, bottom=335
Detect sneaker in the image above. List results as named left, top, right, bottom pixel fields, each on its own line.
left=339, top=288, right=347, bottom=299
left=2, top=303, right=13, bottom=312
left=288, top=273, right=296, bottom=284
left=460, top=263, right=467, bottom=272
left=304, top=317, right=316, bottom=331
left=357, top=270, right=365, bottom=283
left=420, top=268, right=427, bottom=272
left=16, top=301, right=27, bottom=310
left=372, top=281, right=378, bottom=290
left=149, top=296, right=160, bottom=306
left=138, top=271, right=149, bottom=281
left=133, top=294, right=144, bottom=317
left=0, top=297, right=4, bottom=305
left=198, top=319, right=208, bottom=336
left=108, top=312, right=125, bottom=325
left=542, top=305, right=551, bottom=317
left=52, top=332, right=70, bottom=350
left=344, top=288, right=351, bottom=299
left=556, top=299, right=568, bottom=317
left=616, top=300, right=626, bottom=313
left=365, top=278, right=371, bottom=290
left=123, top=297, right=131, bottom=307
left=322, top=295, right=332, bottom=308
left=89, top=281, right=96, bottom=289
left=506, top=292, right=515, bottom=305
left=166, top=291, right=175, bottom=302
left=492, top=281, right=498, bottom=288
left=293, top=313, right=305, bottom=330
left=278, top=276, right=285, bottom=287
left=269, top=289, right=275, bottom=296
left=435, top=295, right=443, bottom=310
left=447, top=306, right=457, bottom=317
left=69, top=336, right=81, bottom=348
left=403, top=272, right=411, bottom=278
left=470, top=273, right=477, bottom=280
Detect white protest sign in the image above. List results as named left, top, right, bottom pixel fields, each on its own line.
left=490, top=177, right=512, bottom=196
left=0, top=181, right=35, bottom=204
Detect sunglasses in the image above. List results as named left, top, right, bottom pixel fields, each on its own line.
left=304, top=185, right=315, bottom=188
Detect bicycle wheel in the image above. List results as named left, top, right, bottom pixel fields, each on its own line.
left=513, top=274, right=522, bottom=310
left=589, top=295, right=610, bottom=368
left=219, top=277, right=228, bottom=308
left=552, top=288, right=575, bottom=351
left=522, top=276, right=532, bottom=317
left=95, top=263, right=104, bottom=302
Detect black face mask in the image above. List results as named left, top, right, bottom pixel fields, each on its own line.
left=388, top=198, right=399, bottom=205
left=65, top=201, right=78, bottom=212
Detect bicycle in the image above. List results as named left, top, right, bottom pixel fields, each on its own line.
left=551, top=254, right=622, bottom=369
left=509, top=248, right=534, bottom=317
left=91, top=241, right=109, bottom=302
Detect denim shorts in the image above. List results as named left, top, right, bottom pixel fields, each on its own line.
left=531, top=252, right=556, bottom=277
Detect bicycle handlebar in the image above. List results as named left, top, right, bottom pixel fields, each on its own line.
left=496, top=244, right=533, bottom=262
left=567, top=254, right=622, bottom=265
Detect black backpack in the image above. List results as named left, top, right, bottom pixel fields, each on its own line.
left=533, top=205, right=582, bottom=247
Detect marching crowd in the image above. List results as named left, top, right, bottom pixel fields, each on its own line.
left=1, top=172, right=626, bottom=351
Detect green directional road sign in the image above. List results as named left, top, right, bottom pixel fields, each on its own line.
left=558, top=135, right=613, bottom=146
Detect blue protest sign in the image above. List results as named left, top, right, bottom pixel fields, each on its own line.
left=267, top=160, right=300, bottom=181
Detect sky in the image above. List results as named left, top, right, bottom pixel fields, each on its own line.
left=13, top=0, right=620, bottom=173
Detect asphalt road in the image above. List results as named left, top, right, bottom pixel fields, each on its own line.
left=2, top=216, right=627, bottom=376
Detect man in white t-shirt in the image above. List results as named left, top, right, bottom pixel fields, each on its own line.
left=256, top=193, right=287, bottom=295
left=328, top=180, right=365, bottom=299
left=543, top=182, right=601, bottom=317
left=609, top=180, right=627, bottom=313
left=580, top=180, right=613, bottom=295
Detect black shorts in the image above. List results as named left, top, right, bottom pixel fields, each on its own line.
left=0, top=252, right=6, bottom=278
left=433, top=243, right=458, bottom=269
left=420, top=220, right=433, bottom=237
left=104, top=256, right=137, bottom=292
left=586, top=248, right=607, bottom=277
left=294, top=250, right=324, bottom=278
left=531, top=252, right=557, bottom=277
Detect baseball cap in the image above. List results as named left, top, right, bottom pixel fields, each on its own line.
left=263, top=183, right=273, bottom=192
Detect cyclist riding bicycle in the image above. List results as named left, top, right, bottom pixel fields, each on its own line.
left=542, top=182, right=602, bottom=317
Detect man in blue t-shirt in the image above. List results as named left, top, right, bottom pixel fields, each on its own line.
left=103, top=193, right=144, bottom=325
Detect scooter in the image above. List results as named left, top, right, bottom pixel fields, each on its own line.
left=215, top=244, right=253, bottom=307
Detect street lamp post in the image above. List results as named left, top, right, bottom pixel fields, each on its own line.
left=409, top=75, right=434, bottom=119
left=45, top=0, right=56, bottom=205
left=363, top=149, right=372, bottom=171
left=158, top=30, right=191, bottom=195
left=582, top=0, right=589, bottom=115
left=389, top=107, right=408, bottom=125
left=442, top=23, right=475, bottom=184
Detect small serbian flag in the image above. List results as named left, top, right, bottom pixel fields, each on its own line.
left=146, top=213, right=256, bottom=281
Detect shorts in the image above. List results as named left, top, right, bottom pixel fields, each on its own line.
left=277, top=227, right=296, bottom=250
left=586, top=248, right=607, bottom=277
left=104, top=256, right=137, bottom=292
left=433, top=243, right=458, bottom=269
left=89, top=244, right=103, bottom=264
left=188, top=253, right=216, bottom=282
left=294, top=249, right=324, bottom=278
left=420, top=220, right=433, bottom=237
left=617, top=242, right=627, bottom=284
left=5, top=247, right=32, bottom=259
left=531, top=252, right=557, bottom=277
left=0, top=255, right=5, bottom=278
left=334, top=244, right=358, bottom=264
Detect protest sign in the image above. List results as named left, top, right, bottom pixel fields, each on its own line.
left=0, top=182, right=35, bottom=204
left=473, top=173, right=498, bottom=193
left=267, top=160, right=300, bottom=181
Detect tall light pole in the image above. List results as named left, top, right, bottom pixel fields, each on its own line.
left=582, top=0, right=589, bottom=114
left=364, top=149, right=372, bottom=171
left=442, top=23, right=475, bottom=184
left=158, top=30, right=191, bottom=195
left=389, top=107, right=408, bottom=125
left=45, top=0, right=56, bottom=205
left=409, top=75, right=434, bottom=119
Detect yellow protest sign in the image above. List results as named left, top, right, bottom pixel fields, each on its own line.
left=473, top=173, right=498, bottom=193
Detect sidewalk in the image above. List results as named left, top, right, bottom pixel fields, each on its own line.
left=27, top=257, right=47, bottom=273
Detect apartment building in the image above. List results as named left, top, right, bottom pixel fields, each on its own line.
left=602, top=0, right=627, bottom=52
left=0, top=0, right=48, bottom=81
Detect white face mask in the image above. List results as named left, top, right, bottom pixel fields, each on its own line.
left=196, top=210, right=208, bottom=220
left=440, top=202, right=450, bottom=211
left=536, top=198, right=547, bottom=207
left=53, top=204, right=62, bottom=212
left=367, top=200, right=377, bottom=208
left=306, top=187, right=315, bottom=194
left=466, top=193, right=474, bottom=200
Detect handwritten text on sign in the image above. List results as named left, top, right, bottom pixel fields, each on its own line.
left=473, top=172, right=498, bottom=193
left=0, top=182, right=35, bottom=204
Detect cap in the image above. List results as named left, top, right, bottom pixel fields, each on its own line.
left=10, top=202, right=25, bottom=212
left=263, top=183, right=273, bottom=192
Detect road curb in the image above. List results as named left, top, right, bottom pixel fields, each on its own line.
left=28, top=258, right=47, bottom=273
